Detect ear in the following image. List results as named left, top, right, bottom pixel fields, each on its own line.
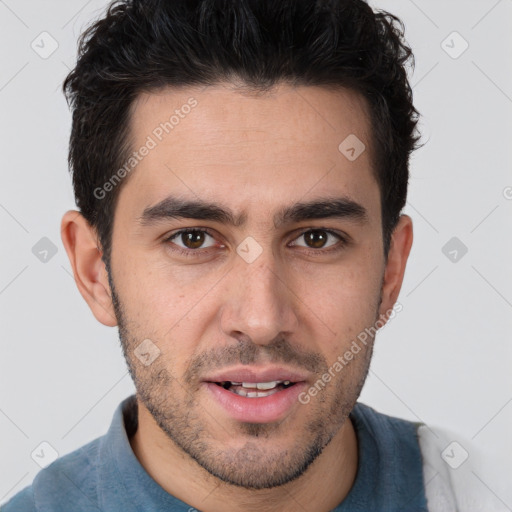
left=378, top=214, right=413, bottom=322
left=61, top=210, right=118, bottom=327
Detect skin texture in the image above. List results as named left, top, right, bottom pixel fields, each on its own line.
left=61, top=83, right=413, bottom=512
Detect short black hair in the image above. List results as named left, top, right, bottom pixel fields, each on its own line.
left=63, top=0, right=421, bottom=263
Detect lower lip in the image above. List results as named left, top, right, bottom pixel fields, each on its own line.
left=204, top=382, right=307, bottom=423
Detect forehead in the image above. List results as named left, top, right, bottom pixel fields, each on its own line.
left=119, top=83, right=379, bottom=223
left=131, top=83, right=372, bottom=151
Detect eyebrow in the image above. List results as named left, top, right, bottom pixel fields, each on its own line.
left=138, top=195, right=368, bottom=228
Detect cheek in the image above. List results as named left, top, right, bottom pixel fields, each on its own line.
left=113, top=246, right=217, bottom=323
left=295, top=258, right=382, bottom=353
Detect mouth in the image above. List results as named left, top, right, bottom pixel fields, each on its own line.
left=202, top=368, right=309, bottom=423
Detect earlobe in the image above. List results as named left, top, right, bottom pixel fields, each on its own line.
left=379, top=214, right=413, bottom=319
left=60, top=210, right=118, bottom=327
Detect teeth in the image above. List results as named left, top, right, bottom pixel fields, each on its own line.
left=257, top=382, right=277, bottom=390
left=233, top=387, right=281, bottom=398
left=241, top=381, right=278, bottom=390
left=237, top=380, right=293, bottom=389
left=218, top=380, right=295, bottom=397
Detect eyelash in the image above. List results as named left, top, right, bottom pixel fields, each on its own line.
left=163, top=228, right=348, bottom=258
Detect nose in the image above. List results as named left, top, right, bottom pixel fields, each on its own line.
left=219, top=255, right=299, bottom=346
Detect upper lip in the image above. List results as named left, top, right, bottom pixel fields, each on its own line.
left=203, top=366, right=310, bottom=384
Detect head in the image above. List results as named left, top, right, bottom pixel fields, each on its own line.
left=61, top=0, right=418, bottom=490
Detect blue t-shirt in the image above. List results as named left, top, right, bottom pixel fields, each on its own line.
left=1, top=395, right=428, bottom=511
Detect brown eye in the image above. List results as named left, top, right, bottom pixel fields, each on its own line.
left=167, top=229, right=216, bottom=251
left=291, top=229, right=342, bottom=250
left=304, top=230, right=329, bottom=248
left=181, top=230, right=206, bottom=249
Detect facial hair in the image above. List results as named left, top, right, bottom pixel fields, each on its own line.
left=107, top=267, right=379, bottom=489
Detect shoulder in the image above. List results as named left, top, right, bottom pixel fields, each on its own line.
left=352, top=404, right=510, bottom=512
left=417, top=424, right=510, bottom=512
left=1, top=437, right=102, bottom=512
left=351, top=401, right=422, bottom=445
left=1, top=485, right=36, bottom=512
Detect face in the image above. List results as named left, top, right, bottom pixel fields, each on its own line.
left=103, top=83, right=394, bottom=489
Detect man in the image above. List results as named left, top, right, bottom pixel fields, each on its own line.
left=2, top=0, right=502, bottom=511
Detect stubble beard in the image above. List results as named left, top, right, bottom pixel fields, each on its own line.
left=107, top=268, right=377, bottom=489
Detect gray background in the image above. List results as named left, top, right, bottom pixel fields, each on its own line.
left=1, top=0, right=511, bottom=507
